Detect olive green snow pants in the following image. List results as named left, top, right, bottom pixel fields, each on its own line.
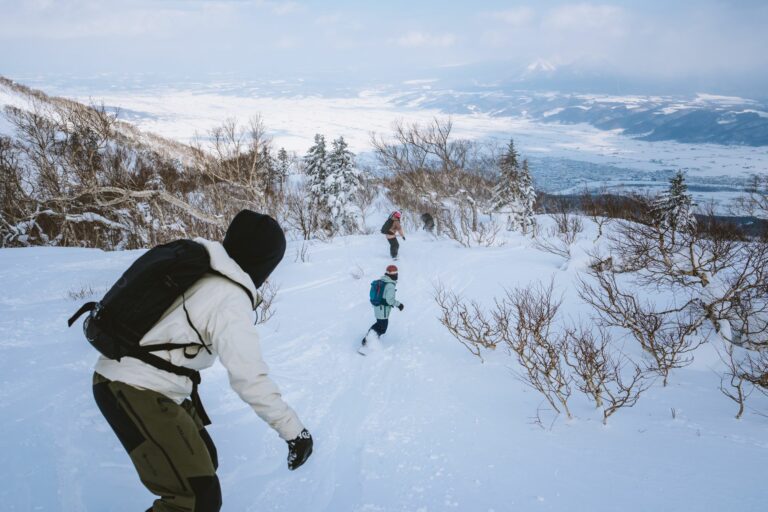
left=92, top=373, right=221, bottom=512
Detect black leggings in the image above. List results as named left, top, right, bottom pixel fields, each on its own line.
left=369, top=318, right=389, bottom=336
left=387, top=238, right=399, bottom=258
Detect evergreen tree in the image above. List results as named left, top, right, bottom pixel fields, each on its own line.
left=276, top=147, right=290, bottom=192
left=652, top=170, right=696, bottom=241
left=326, top=136, right=359, bottom=232
left=491, top=138, right=527, bottom=231
left=515, top=159, right=536, bottom=234
left=258, top=146, right=276, bottom=198
left=303, top=134, right=330, bottom=217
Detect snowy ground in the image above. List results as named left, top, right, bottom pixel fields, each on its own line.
left=1, top=219, right=767, bottom=511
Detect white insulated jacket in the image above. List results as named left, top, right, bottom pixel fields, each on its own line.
left=94, top=238, right=304, bottom=441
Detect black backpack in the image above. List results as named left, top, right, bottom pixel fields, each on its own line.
left=68, top=239, right=252, bottom=425
left=380, top=218, right=394, bottom=235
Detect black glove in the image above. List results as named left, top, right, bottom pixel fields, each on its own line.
left=287, top=429, right=313, bottom=470
left=401, top=236, right=406, bottom=241
left=397, top=303, right=404, bottom=311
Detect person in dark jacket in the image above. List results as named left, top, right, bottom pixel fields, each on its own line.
left=421, top=212, right=435, bottom=232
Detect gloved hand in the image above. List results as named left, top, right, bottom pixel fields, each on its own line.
left=287, top=429, right=313, bottom=470
left=398, top=303, right=404, bottom=311
left=401, top=236, right=406, bottom=241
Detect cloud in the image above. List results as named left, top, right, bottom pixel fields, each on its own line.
left=315, top=13, right=342, bottom=25
left=543, top=3, right=626, bottom=34
left=394, top=31, right=456, bottom=48
left=274, top=35, right=301, bottom=48
left=1, top=0, right=766, bottom=92
left=483, top=7, right=536, bottom=27
left=269, top=1, right=302, bottom=15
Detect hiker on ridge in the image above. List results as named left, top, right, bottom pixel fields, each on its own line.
left=381, top=211, right=405, bottom=259
left=89, top=211, right=313, bottom=512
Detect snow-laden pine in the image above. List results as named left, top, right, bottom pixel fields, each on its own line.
left=325, top=136, right=360, bottom=234
left=491, top=139, right=536, bottom=233
left=304, top=134, right=330, bottom=219
left=304, top=134, right=361, bottom=234
left=652, top=170, right=697, bottom=235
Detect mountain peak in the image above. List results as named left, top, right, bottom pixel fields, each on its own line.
left=525, top=59, right=557, bottom=74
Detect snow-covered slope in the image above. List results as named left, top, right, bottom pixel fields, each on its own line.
left=0, top=76, right=197, bottom=164
left=1, top=220, right=766, bottom=511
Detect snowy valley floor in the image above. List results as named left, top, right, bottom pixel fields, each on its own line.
left=1, top=222, right=767, bottom=511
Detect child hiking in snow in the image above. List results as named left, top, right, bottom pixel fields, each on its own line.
left=361, top=265, right=404, bottom=353
left=381, top=211, right=405, bottom=259
left=72, top=211, right=313, bottom=512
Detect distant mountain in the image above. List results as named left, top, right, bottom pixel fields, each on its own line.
left=390, top=84, right=768, bottom=147
left=522, top=59, right=558, bottom=77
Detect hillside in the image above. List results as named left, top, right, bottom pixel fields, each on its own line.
left=0, top=76, right=196, bottom=164
left=1, top=219, right=766, bottom=511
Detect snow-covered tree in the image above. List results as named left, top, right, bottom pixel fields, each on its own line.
left=652, top=170, right=696, bottom=241
left=303, top=134, right=330, bottom=219
left=514, top=159, right=536, bottom=234
left=257, top=145, right=276, bottom=198
left=276, top=147, right=290, bottom=192
left=326, top=136, right=359, bottom=233
left=491, top=139, right=535, bottom=232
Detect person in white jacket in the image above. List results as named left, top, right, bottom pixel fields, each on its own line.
left=92, top=210, right=312, bottom=512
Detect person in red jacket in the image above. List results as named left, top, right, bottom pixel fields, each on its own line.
left=381, top=211, right=405, bottom=259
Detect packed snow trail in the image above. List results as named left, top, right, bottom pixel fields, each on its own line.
left=1, top=226, right=767, bottom=511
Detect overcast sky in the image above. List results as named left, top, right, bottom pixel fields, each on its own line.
left=1, top=0, right=767, bottom=90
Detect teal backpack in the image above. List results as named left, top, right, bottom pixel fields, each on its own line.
left=369, top=280, right=386, bottom=306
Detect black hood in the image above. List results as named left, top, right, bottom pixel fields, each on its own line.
left=223, top=210, right=286, bottom=289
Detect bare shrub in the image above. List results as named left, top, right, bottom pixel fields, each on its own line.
left=373, top=117, right=500, bottom=247
left=436, top=280, right=574, bottom=418
left=730, top=174, right=768, bottom=224
left=438, top=201, right=501, bottom=248
left=254, top=280, right=279, bottom=324
left=67, top=283, right=98, bottom=301
left=0, top=81, right=298, bottom=250
left=505, top=281, right=574, bottom=418
left=742, top=350, right=768, bottom=391
left=574, top=190, right=768, bottom=397
left=283, top=182, right=317, bottom=241
left=371, top=117, right=481, bottom=175
left=533, top=212, right=584, bottom=259
left=578, top=268, right=704, bottom=386
left=580, top=189, right=612, bottom=240
left=716, top=341, right=753, bottom=419
left=353, top=169, right=379, bottom=230
left=605, top=214, right=768, bottom=349
left=294, top=241, right=310, bottom=263
left=563, top=326, right=612, bottom=408
left=563, top=325, right=652, bottom=423
left=435, top=284, right=502, bottom=360
left=436, top=269, right=659, bottom=423
left=0, top=93, right=232, bottom=249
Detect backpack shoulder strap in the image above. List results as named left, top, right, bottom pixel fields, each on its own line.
left=208, top=270, right=255, bottom=306
left=68, top=302, right=97, bottom=327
